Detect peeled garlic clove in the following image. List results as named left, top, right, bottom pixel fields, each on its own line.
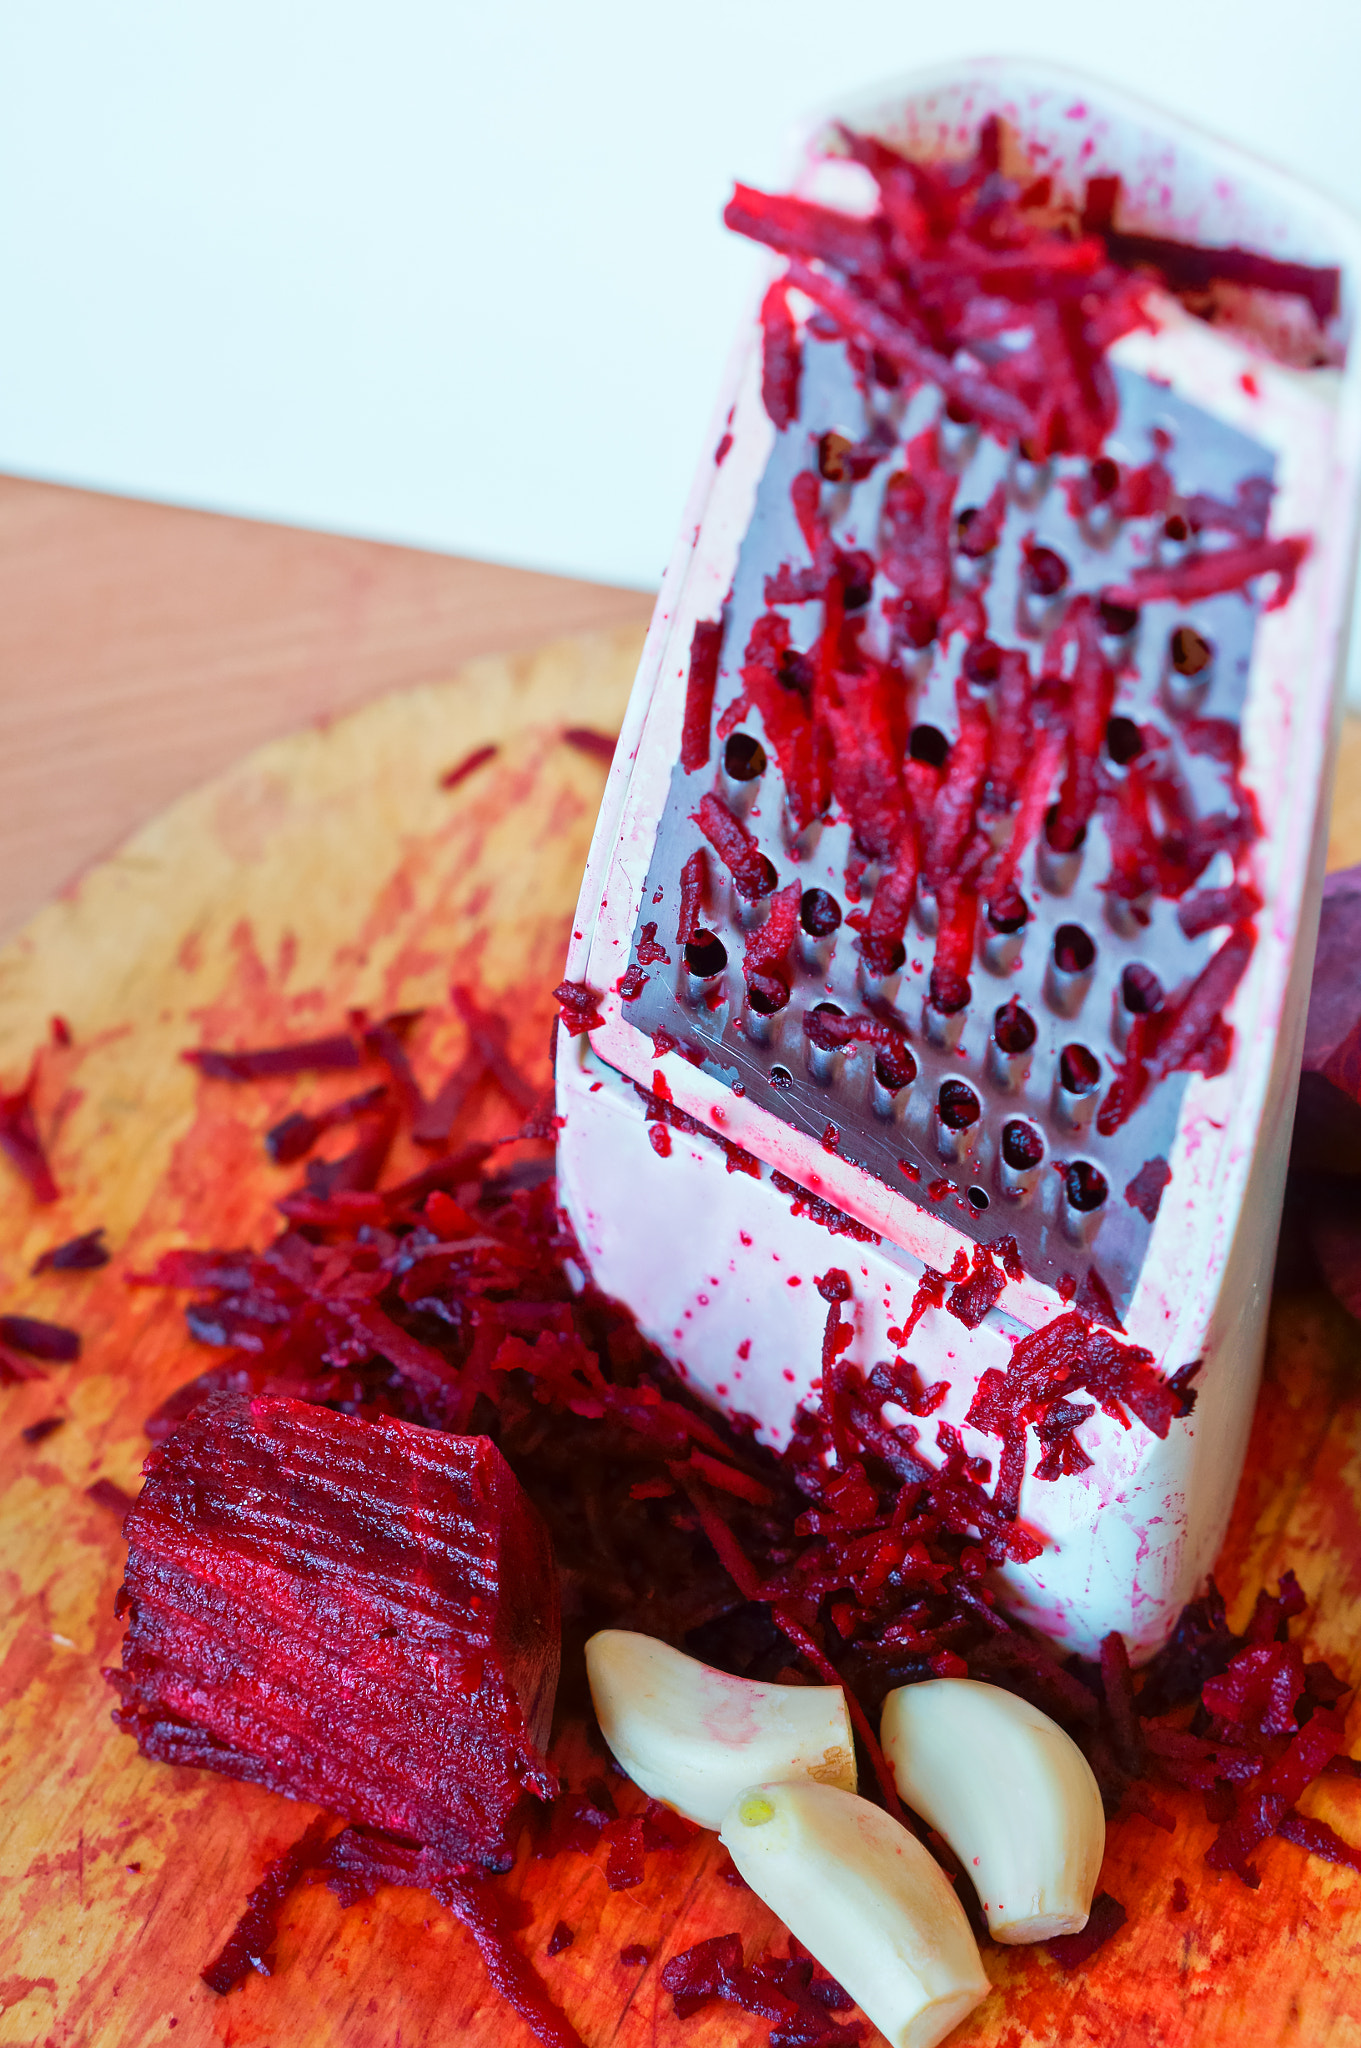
left=720, top=1780, right=990, bottom=2048
left=880, top=1678, right=1105, bottom=1943
left=584, top=1629, right=855, bottom=1829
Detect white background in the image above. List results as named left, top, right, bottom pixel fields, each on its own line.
left=0, top=2, right=1357, bottom=590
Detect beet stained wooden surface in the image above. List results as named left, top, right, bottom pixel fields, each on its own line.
left=0, top=473, right=654, bottom=946
left=1, top=624, right=1360, bottom=2048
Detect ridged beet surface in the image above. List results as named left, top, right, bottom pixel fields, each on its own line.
left=109, top=1392, right=560, bottom=1867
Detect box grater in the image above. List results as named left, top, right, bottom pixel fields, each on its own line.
left=555, top=61, right=1361, bottom=1658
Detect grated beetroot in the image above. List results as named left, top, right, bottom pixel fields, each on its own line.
left=699, top=119, right=1308, bottom=1144
left=770, top=1170, right=882, bottom=1245
left=440, top=744, right=500, bottom=791
left=1082, top=173, right=1340, bottom=327
left=676, top=849, right=708, bottom=947
left=201, top=1812, right=334, bottom=1992
left=553, top=981, right=606, bottom=1037
left=1098, top=925, right=1256, bottom=1134
left=662, top=1933, right=864, bottom=2045
left=563, top=728, right=618, bottom=766
left=682, top=622, right=725, bottom=775
left=1044, top=1890, right=1128, bottom=1971
left=1125, top=1157, right=1173, bottom=1223
left=87, top=1477, right=137, bottom=1517
left=695, top=792, right=776, bottom=902
left=744, top=882, right=801, bottom=1010
left=0, top=1343, right=47, bottom=1386
left=266, top=1083, right=390, bottom=1166
left=759, top=280, right=803, bottom=431
left=945, top=1246, right=1006, bottom=1330
left=184, top=1032, right=363, bottom=1081
left=21, top=1412, right=65, bottom=1445
left=1105, top=536, right=1308, bottom=614
left=32, top=1226, right=111, bottom=1273
left=117, top=974, right=1359, bottom=2043
left=0, top=1054, right=59, bottom=1203
left=0, top=1313, right=81, bottom=1362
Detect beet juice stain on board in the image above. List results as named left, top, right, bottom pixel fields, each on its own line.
left=556, top=60, right=1361, bottom=1663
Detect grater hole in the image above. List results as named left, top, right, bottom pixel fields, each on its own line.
left=685, top=931, right=727, bottom=979
left=1098, top=595, right=1140, bottom=637
left=800, top=886, right=842, bottom=937
left=1023, top=544, right=1069, bottom=597
left=994, top=999, right=1037, bottom=1055
left=962, top=637, right=1003, bottom=685
left=938, top=1079, right=981, bottom=1131
left=769, top=1065, right=793, bottom=1090
left=805, top=1002, right=848, bottom=1050
left=956, top=507, right=998, bottom=559
left=865, top=937, right=907, bottom=976
left=1088, top=457, right=1120, bottom=502
left=1053, top=924, right=1096, bottom=974
left=874, top=1043, right=917, bottom=1092
left=737, top=854, right=779, bottom=902
left=1002, top=1119, right=1045, bottom=1170
left=1058, top=1044, right=1102, bottom=1096
left=841, top=553, right=876, bottom=610
left=1106, top=716, right=1144, bottom=765
left=1065, top=1161, right=1109, bottom=1212
left=724, top=732, right=767, bottom=782
left=1043, top=803, right=1087, bottom=855
left=967, top=1186, right=990, bottom=1211
left=748, top=975, right=789, bottom=1016
left=909, top=724, right=950, bottom=768
left=987, top=894, right=1029, bottom=936
left=1170, top=624, right=1214, bottom=677
left=1121, top=963, right=1164, bottom=1015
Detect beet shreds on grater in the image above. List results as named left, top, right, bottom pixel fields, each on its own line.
left=554, top=74, right=1361, bottom=1664
left=108, top=1393, right=560, bottom=1867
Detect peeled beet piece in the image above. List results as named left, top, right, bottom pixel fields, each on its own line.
left=109, top=1393, right=560, bottom=1867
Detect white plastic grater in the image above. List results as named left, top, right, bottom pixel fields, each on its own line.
left=555, top=62, right=1361, bottom=1659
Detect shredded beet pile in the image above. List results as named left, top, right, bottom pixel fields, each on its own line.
left=79, top=987, right=1352, bottom=2041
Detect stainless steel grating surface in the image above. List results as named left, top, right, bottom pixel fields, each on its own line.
left=625, top=334, right=1274, bottom=1316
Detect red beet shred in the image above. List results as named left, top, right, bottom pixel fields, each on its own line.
left=32, top=1227, right=111, bottom=1273
left=0, top=1055, right=60, bottom=1203
left=0, top=1313, right=81, bottom=1362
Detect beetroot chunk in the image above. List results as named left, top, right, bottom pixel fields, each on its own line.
left=109, top=1393, right=560, bottom=1867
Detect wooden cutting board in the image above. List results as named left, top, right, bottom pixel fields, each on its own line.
left=2, top=624, right=1359, bottom=2048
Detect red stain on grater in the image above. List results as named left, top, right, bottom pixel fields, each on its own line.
left=557, top=65, right=1361, bottom=1657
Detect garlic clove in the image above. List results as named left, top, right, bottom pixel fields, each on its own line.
left=720, top=1780, right=991, bottom=2048
left=584, top=1629, right=855, bottom=1829
left=880, top=1678, right=1105, bottom=1943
